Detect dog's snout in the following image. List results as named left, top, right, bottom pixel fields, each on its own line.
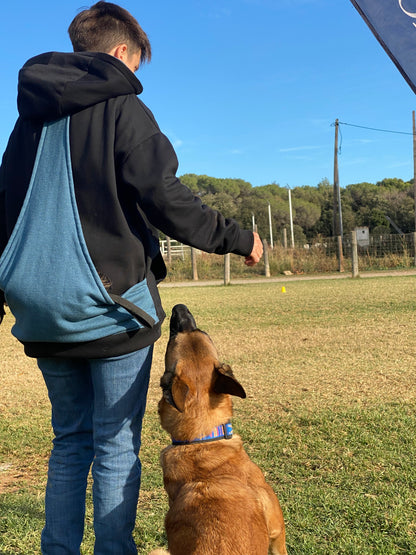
left=170, top=304, right=197, bottom=336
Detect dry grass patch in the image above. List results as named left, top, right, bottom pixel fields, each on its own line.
left=0, top=316, right=50, bottom=496
left=158, top=277, right=416, bottom=410
left=1, top=275, right=416, bottom=553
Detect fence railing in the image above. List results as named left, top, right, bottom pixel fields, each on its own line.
left=159, top=239, right=191, bottom=260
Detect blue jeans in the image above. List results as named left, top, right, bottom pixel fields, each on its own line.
left=37, top=346, right=153, bottom=555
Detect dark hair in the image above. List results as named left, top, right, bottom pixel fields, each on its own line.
left=68, top=1, right=151, bottom=64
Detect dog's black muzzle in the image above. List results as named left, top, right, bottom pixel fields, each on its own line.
left=170, top=304, right=197, bottom=337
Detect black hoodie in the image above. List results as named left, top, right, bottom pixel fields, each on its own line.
left=0, top=51, right=254, bottom=358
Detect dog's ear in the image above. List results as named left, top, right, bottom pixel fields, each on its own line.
left=213, top=363, right=246, bottom=399
left=171, top=375, right=191, bottom=412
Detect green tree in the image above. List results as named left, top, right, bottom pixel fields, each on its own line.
left=201, top=191, right=238, bottom=219
left=292, top=198, right=321, bottom=231
left=311, top=179, right=334, bottom=237
left=176, top=172, right=415, bottom=241
left=343, top=182, right=382, bottom=229
left=376, top=177, right=410, bottom=192
left=380, top=189, right=414, bottom=233
left=180, top=173, right=199, bottom=194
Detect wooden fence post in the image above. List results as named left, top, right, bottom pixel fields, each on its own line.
left=351, top=231, right=359, bottom=278
left=166, top=236, right=172, bottom=265
left=282, top=228, right=288, bottom=249
left=263, top=239, right=270, bottom=277
left=337, top=235, right=344, bottom=273
left=224, top=253, right=231, bottom=285
left=191, top=247, right=198, bottom=281
left=413, top=232, right=416, bottom=266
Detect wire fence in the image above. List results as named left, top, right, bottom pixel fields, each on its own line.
left=161, top=233, right=416, bottom=260
left=160, top=233, right=416, bottom=282
left=308, top=232, right=416, bottom=259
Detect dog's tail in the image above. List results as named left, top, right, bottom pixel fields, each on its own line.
left=149, top=550, right=170, bottom=555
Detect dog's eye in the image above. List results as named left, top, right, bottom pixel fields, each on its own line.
left=160, top=369, right=175, bottom=390
left=163, top=388, right=173, bottom=404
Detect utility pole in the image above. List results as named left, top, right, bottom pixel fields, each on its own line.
left=268, top=203, right=274, bottom=249
left=333, top=119, right=343, bottom=237
left=413, top=111, right=416, bottom=266
left=413, top=111, right=416, bottom=233
left=333, top=119, right=344, bottom=271
left=287, top=186, right=295, bottom=248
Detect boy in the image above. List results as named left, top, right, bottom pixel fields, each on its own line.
left=0, top=2, right=262, bottom=553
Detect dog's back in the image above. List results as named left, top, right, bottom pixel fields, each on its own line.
left=161, top=438, right=284, bottom=554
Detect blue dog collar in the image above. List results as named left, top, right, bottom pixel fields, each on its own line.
left=172, top=421, right=233, bottom=446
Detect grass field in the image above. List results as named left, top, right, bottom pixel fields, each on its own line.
left=1, top=275, right=416, bottom=554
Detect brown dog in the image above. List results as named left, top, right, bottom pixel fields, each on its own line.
left=150, top=304, right=287, bottom=555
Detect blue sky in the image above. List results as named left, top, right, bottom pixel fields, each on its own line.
left=1, top=0, right=416, bottom=189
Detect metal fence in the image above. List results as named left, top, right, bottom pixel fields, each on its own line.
left=161, top=233, right=416, bottom=260
left=309, top=232, right=416, bottom=259
left=159, top=232, right=416, bottom=282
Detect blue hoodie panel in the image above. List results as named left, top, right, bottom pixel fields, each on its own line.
left=0, top=117, right=158, bottom=343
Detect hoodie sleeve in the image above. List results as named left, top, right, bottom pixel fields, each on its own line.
left=117, top=100, right=254, bottom=257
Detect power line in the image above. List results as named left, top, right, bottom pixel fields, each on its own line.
left=336, top=120, right=413, bottom=136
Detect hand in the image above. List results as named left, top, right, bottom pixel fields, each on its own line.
left=244, top=232, right=263, bottom=266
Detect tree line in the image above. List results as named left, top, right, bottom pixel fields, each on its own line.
left=179, top=173, right=415, bottom=245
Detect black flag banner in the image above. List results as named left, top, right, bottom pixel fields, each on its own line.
left=350, top=0, right=416, bottom=94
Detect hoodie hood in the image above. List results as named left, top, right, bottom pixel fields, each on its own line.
left=17, top=51, right=143, bottom=121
